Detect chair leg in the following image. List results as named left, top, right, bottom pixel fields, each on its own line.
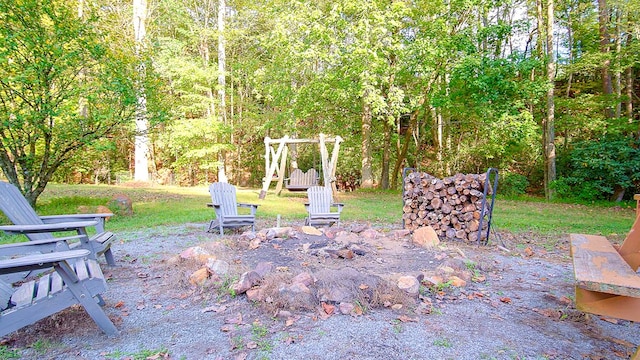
left=96, top=294, right=106, bottom=307
left=56, top=262, right=118, bottom=335
left=104, top=249, right=116, bottom=266
left=219, top=223, right=224, bottom=235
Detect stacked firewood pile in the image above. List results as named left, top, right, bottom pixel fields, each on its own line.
left=402, top=172, right=490, bottom=242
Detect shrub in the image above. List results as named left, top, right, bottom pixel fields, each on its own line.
left=563, top=137, right=640, bottom=201
left=498, top=172, right=529, bottom=196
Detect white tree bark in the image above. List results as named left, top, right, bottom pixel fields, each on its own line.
left=133, top=0, right=150, bottom=181
left=217, top=0, right=228, bottom=183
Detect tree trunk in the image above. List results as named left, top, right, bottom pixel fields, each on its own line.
left=133, top=0, right=149, bottom=182
left=614, top=7, right=622, bottom=118
left=380, top=118, right=391, bottom=189
left=598, top=0, right=614, bottom=118
left=217, top=0, right=228, bottom=183
left=361, top=95, right=374, bottom=189
left=544, top=0, right=556, bottom=200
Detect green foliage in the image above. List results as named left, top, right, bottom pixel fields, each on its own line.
left=499, top=172, right=530, bottom=197
left=0, top=346, right=20, bottom=360
left=0, top=0, right=141, bottom=205
left=561, top=137, right=640, bottom=201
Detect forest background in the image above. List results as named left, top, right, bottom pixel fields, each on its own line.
left=0, top=0, right=639, bottom=206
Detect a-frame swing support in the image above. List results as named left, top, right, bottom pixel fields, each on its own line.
left=259, top=134, right=343, bottom=199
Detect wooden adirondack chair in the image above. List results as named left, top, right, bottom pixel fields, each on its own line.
left=0, top=246, right=118, bottom=337
left=0, top=181, right=116, bottom=266
left=305, top=186, right=344, bottom=227
left=207, top=183, right=259, bottom=235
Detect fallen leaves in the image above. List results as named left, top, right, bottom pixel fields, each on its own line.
left=396, top=315, right=417, bottom=323
left=321, top=302, right=335, bottom=315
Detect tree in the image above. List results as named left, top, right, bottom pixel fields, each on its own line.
left=544, top=0, right=556, bottom=200
left=0, top=0, right=138, bottom=205
left=133, top=0, right=150, bottom=181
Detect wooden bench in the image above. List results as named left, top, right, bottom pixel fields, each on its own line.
left=286, top=168, right=319, bottom=191
left=570, top=234, right=640, bottom=321
left=570, top=194, right=640, bottom=357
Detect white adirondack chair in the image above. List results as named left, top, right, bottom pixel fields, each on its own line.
left=305, top=186, right=344, bottom=227
left=207, top=183, right=259, bottom=234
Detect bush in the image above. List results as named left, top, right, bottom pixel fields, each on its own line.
left=498, top=172, right=529, bottom=196
left=563, top=137, right=640, bottom=201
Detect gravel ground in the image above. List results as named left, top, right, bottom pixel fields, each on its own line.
left=3, top=222, right=640, bottom=360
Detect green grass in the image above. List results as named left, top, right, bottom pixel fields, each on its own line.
left=0, top=183, right=637, bottom=242
left=0, top=345, right=20, bottom=360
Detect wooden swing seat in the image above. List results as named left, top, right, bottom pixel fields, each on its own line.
left=285, top=168, right=319, bottom=191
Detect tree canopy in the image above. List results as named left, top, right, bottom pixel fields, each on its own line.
left=1, top=0, right=639, bottom=203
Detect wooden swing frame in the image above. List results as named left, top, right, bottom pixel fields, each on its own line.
left=259, top=134, right=343, bottom=199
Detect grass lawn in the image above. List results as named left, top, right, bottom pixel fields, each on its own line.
left=1, top=183, right=637, bottom=243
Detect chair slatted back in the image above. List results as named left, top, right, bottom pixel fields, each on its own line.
left=307, top=186, right=332, bottom=214
left=0, top=182, right=51, bottom=241
left=209, top=182, right=239, bottom=217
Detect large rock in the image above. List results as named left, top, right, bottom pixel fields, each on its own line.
left=291, top=272, right=314, bottom=287
left=108, top=194, right=133, bottom=216
left=206, top=259, right=229, bottom=275
left=180, top=246, right=215, bottom=264
left=232, top=271, right=262, bottom=295
left=412, top=226, right=440, bottom=248
left=301, top=226, right=323, bottom=236
left=397, top=275, right=420, bottom=295
left=189, top=268, right=211, bottom=286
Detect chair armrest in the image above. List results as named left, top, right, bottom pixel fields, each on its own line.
left=0, top=238, right=74, bottom=257
left=40, top=214, right=112, bottom=233
left=238, top=203, right=259, bottom=208
left=0, top=221, right=98, bottom=235
left=238, top=203, right=259, bottom=215
left=40, top=213, right=113, bottom=221
left=0, top=249, right=90, bottom=274
left=332, top=203, right=345, bottom=213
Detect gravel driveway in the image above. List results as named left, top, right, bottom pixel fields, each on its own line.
left=3, top=222, right=640, bottom=360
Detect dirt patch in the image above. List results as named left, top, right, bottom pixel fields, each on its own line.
left=2, top=221, right=639, bottom=360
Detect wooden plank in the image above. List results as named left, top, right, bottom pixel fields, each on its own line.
left=35, top=274, right=51, bottom=301
left=575, top=287, right=640, bottom=322
left=74, top=259, right=89, bottom=281
left=0, top=281, right=13, bottom=310
left=11, top=280, right=35, bottom=308
left=0, top=249, right=90, bottom=271
left=86, top=259, right=105, bottom=281
left=570, top=234, right=640, bottom=298
left=50, top=272, right=63, bottom=295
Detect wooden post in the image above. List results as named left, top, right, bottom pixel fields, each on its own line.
left=259, top=136, right=288, bottom=199
left=275, top=146, right=288, bottom=195
left=328, top=136, right=343, bottom=197
left=263, top=137, right=271, bottom=180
